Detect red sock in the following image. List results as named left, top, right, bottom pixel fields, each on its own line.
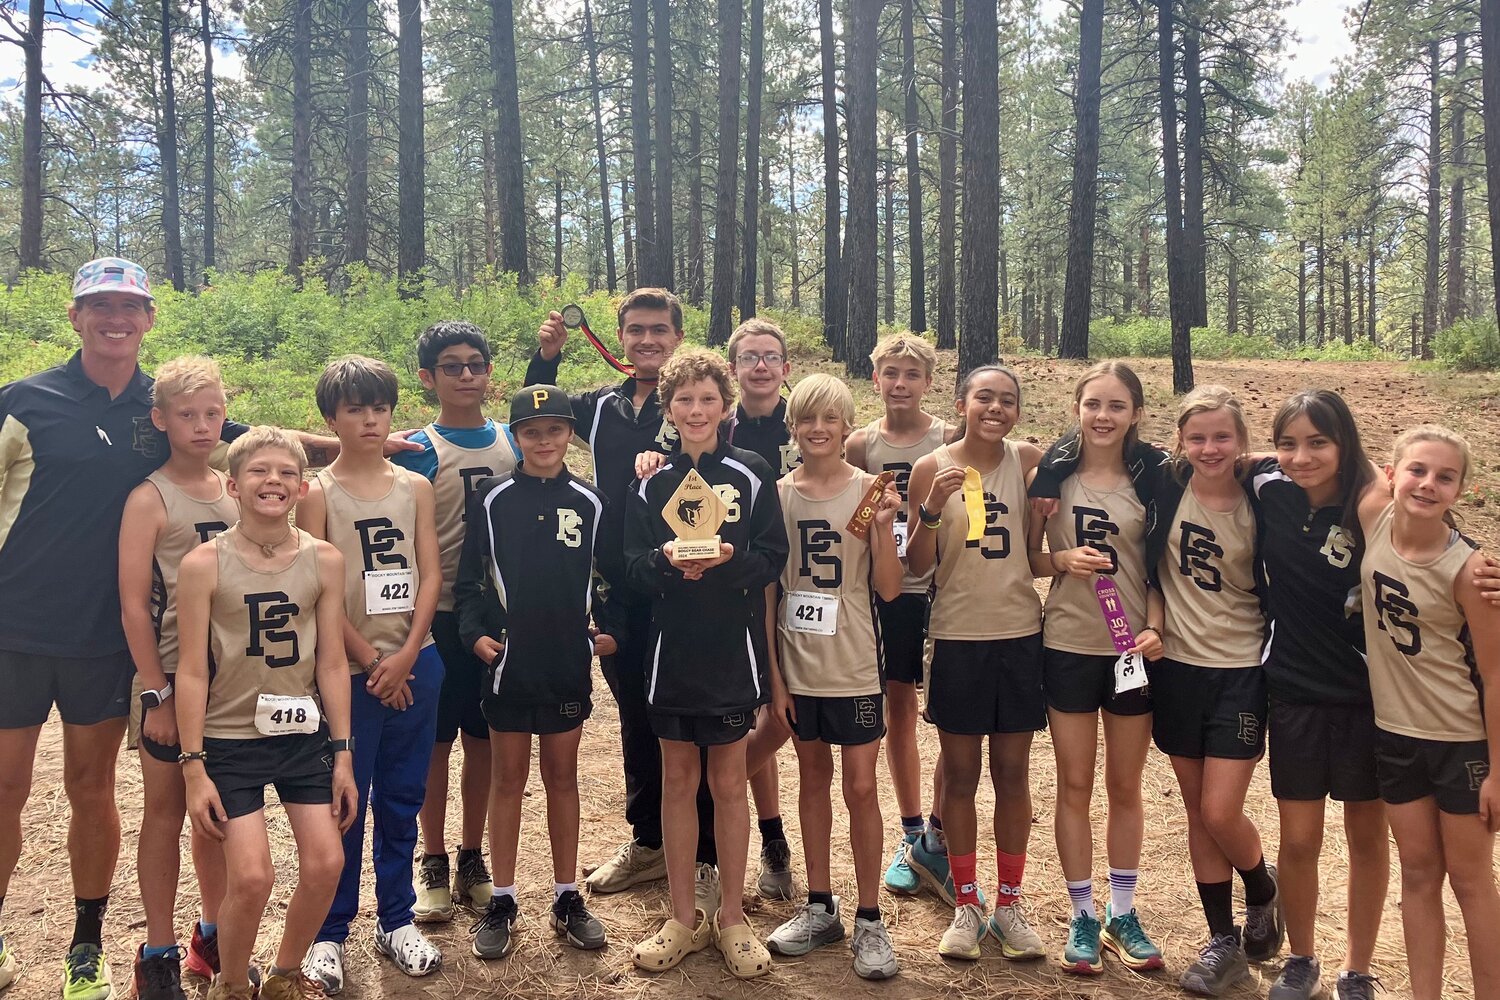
left=950, top=852, right=981, bottom=907
left=996, top=850, right=1026, bottom=907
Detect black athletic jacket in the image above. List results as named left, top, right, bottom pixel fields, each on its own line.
left=624, top=437, right=789, bottom=715
left=454, top=469, right=610, bottom=706
left=727, top=399, right=800, bottom=477
left=1245, top=457, right=1369, bottom=706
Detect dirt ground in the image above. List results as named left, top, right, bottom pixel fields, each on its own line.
left=4, top=356, right=1499, bottom=1000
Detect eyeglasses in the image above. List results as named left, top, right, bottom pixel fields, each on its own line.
left=735, top=352, right=785, bottom=369
left=432, top=362, right=491, bottom=377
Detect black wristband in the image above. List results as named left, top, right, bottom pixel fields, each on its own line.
left=917, top=503, right=942, bottom=526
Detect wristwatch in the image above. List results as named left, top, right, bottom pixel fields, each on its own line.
left=140, top=681, right=174, bottom=711
left=329, top=737, right=356, bottom=755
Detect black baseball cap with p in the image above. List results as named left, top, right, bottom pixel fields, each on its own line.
left=510, top=384, right=575, bottom=426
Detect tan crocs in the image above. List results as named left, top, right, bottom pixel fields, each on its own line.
left=714, top=912, right=773, bottom=980
left=631, top=908, right=710, bottom=972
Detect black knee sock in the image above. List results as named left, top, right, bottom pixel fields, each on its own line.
left=72, top=895, right=108, bottom=949
left=1236, top=857, right=1276, bottom=907
left=1196, top=881, right=1235, bottom=940
left=808, top=891, right=836, bottom=911
left=758, top=816, right=785, bottom=846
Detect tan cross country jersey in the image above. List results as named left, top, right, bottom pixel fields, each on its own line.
left=860, top=416, right=950, bottom=594
left=146, top=469, right=239, bottom=672
left=314, top=466, right=434, bottom=672
left=427, top=425, right=517, bottom=611
left=203, top=526, right=324, bottom=739
left=1361, top=504, right=1485, bottom=741
left=777, top=469, right=883, bottom=697
left=927, top=441, right=1041, bottom=640
left=1159, top=485, right=1262, bottom=668
left=1044, top=475, right=1148, bottom=656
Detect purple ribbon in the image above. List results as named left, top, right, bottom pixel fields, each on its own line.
left=1094, top=577, right=1137, bottom=655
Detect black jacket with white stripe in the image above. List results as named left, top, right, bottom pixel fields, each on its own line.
left=624, top=437, right=789, bottom=716
left=455, top=468, right=609, bottom=706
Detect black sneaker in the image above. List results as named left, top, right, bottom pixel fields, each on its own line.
left=550, top=890, right=607, bottom=950
left=1336, top=970, right=1384, bottom=1000
left=756, top=839, right=794, bottom=900
left=133, top=944, right=187, bottom=1000
left=1243, top=864, right=1286, bottom=962
left=1269, top=955, right=1321, bottom=1000
left=470, top=894, right=519, bottom=960
left=1179, top=933, right=1250, bottom=997
left=455, top=847, right=495, bottom=911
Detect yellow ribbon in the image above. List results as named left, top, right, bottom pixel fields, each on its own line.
left=962, top=466, right=986, bottom=542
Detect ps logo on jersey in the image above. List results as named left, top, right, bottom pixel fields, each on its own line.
left=1074, top=505, right=1120, bottom=574
left=1373, top=572, right=1422, bottom=655
left=964, top=492, right=1010, bottom=560
left=132, top=416, right=162, bottom=459
left=654, top=421, right=679, bottom=452
left=722, top=713, right=746, bottom=727
left=711, top=484, right=742, bottom=523
left=354, top=517, right=410, bottom=573
left=245, top=591, right=301, bottom=668
left=854, top=697, right=877, bottom=728
left=1237, top=712, right=1261, bottom=746
left=459, top=467, right=493, bottom=522
left=1179, top=522, right=1224, bottom=591
left=797, top=519, right=843, bottom=589
left=195, top=521, right=230, bottom=544
left=1320, top=524, right=1355, bottom=569
left=1467, top=760, right=1490, bottom=791
left=779, top=442, right=801, bottom=475
left=560, top=701, right=582, bottom=718
left=556, top=508, right=583, bottom=548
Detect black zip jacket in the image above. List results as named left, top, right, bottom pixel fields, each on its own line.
left=454, top=469, right=610, bottom=706
left=624, top=437, right=789, bottom=715
left=727, top=399, right=800, bottom=477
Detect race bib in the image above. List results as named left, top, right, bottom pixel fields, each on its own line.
left=364, top=568, right=415, bottom=616
left=1114, top=651, right=1148, bottom=694
left=254, top=694, right=321, bottom=736
left=892, top=520, right=909, bottom=560
left=785, top=591, right=839, bottom=636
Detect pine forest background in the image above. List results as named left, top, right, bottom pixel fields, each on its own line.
left=6, top=0, right=1500, bottom=392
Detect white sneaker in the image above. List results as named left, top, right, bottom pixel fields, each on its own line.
left=695, top=863, right=721, bottom=917
left=302, top=941, right=345, bottom=996
left=851, top=916, right=899, bottom=980
left=766, top=898, right=845, bottom=956
left=585, top=840, right=668, bottom=893
left=373, top=923, right=441, bottom=977
left=988, top=904, right=1046, bottom=960
left=938, top=903, right=986, bottom=960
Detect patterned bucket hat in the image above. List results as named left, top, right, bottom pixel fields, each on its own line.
left=72, top=257, right=153, bottom=300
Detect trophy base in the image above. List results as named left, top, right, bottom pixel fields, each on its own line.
left=673, top=536, right=723, bottom=560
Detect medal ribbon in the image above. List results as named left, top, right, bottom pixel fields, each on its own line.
left=1093, top=576, right=1138, bottom=654
left=962, top=466, right=986, bottom=542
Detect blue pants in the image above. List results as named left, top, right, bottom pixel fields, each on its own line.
left=319, top=644, right=444, bottom=941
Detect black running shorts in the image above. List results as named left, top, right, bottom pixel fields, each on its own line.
left=789, top=693, right=886, bottom=746
left=1268, top=699, right=1380, bottom=802
left=877, top=593, right=929, bottom=686
left=1376, top=729, right=1491, bottom=815
left=0, top=648, right=133, bottom=729
left=202, top=731, right=334, bottom=819
left=926, top=634, right=1046, bottom=735
left=431, top=611, right=491, bottom=743
left=649, top=709, right=756, bottom=747
left=1148, top=658, right=1267, bottom=760
left=1043, top=647, right=1152, bottom=717
left=483, top=695, right=591, bottom=735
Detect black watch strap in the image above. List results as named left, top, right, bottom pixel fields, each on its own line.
left=329, top=737, right=356, bottom=754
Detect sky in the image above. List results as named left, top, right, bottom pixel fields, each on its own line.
left=4, top=0, right=1358, bottom=108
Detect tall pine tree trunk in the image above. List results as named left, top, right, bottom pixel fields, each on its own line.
left=1423, top=37, right=1441, bottom=358
left=491, top=0, right=529, bottom=281
left=788, top=119, right=801, bottom=308
left=883, top=149, right=896, bottom=324
left=1138, top=221, right=1151, bottom=316
left=935, top=0, right=957, bottom=349
left=630, top=0, right=657, bottom=286
left=1297, top=239, right=1307, bottom=343
left=289, top=0, right=313, bottom=279
left=902, top=0, right=926, bottom=331
left=160, top=0, right=186, bottom=290
left=1482, top=0, right=1500, bottom=329
left=653, top=0, right=673, bottom=288
left=583, top=0, right=617, bottom=290
left=1182, top=20, right=1207, bottom=328
left=1156, top=0, right=1193, bottom=392
left=481, top=129, right=498, bottom=266
left=1447, top=31, right=1466, bottom=326
left=820, top=0, right=845, bottom=356
left=623, top=177, right=636, bottom=287
left=346, top=0, right=369, bottom=265
left=201, top=0, right=215, bottom=278
left=738, top=0, right=765, bottom=318
left=688, top=107, right=705, bottom=303
left=707, top=0, right=742, bottom=346
left=843, top=0, right=879, bottom=377
left=1368, top=234, right=1378, bottom=341
left=397, top=0, right=423, bottom=284
left=958, top=0, right=999, bottom=374
left=20, top=0, right=43, bottom=270
left=1059, top=0, right=1103, bottom=358
left=1342, top=247, right=1353, bottom=344
left=762, top=152, right=774, bottom=305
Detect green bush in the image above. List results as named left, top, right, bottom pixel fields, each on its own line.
left=1434, top=319, right=1500, bottom=371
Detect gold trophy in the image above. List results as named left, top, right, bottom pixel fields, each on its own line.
left=662, top=469, right=729, bottom=560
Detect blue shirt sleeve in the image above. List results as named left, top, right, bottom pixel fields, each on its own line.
left=390, top=428, right=439, bottom=480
